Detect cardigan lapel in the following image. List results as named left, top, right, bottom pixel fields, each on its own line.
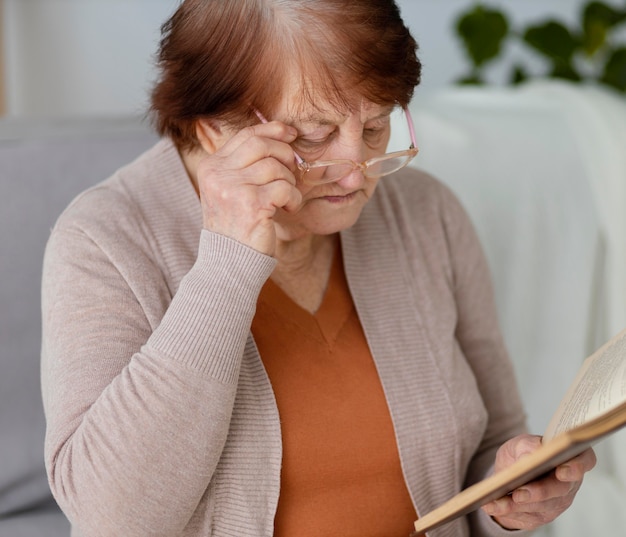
left=340, top=183, right=460, bottom=522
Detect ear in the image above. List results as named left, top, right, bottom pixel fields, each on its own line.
left=195, top=118, right=227, bottom=155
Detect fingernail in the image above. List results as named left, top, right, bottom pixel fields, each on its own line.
left=514, top=488, right=531, bottom=503
left=484, top=499, right=505, bottom=515
left=557, top=465, right=573, bottom=481
left=482, top=502, right=496, bottom=516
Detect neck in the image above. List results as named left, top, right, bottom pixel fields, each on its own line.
left=271, top=232, right=339, bottom=314
left=181, top=148, right=202, bottom=195
left=274, top=234, right=339, bottom=274
left=273, top=232, right=338, bottom=277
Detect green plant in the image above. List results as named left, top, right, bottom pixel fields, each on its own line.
left=455, top=1, right=626, bottom=92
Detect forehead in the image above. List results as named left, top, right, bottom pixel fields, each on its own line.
left=274, top=71, right=395, bottom=126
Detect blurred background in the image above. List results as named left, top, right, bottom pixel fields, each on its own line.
left=0, top=1, right=625, bottom=536
left=1, top=0, right=623, bottom=117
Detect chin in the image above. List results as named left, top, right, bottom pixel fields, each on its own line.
left=275, top=204, right=364, bottom=240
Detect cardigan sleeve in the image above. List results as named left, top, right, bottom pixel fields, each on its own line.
left=437, top=184, right=531, bottom=536
left=41, top=222, right=275, bottom=536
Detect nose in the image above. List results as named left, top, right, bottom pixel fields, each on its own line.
left=332, top=129, right=367, bottom=188
left=333, top=165, right=366, bottom=190
left=341, top=130, right=367, bottom=164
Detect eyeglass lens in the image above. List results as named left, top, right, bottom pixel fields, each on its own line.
left=301, top=154, right=414, bottom=185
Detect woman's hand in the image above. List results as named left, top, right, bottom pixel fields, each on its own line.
left=196, top=120, right=302, bottom=256
left=482, top=434, right=597, bottom=531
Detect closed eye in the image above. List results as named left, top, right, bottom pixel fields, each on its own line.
left=293, top=131, right=336, bottom=154
left=363, top=115, right=391, bottom=145
left=364, top=127, right=385, bottom=138
left=363, top=127, right=388, bottom=148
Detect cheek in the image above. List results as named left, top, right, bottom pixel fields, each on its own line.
left=363, top=176, right=381, bottom=197
left=381, top=131, right=392, bottom=152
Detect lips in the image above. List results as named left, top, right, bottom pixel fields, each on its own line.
left=316, top=190, right=359, bottom=203
left=324, top=195, right=353, bottom=202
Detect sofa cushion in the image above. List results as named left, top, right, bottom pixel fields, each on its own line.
left=0, top=117, right=158, bottom=530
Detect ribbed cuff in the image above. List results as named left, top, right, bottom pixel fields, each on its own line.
left=147, top=230, right=276, bottom=383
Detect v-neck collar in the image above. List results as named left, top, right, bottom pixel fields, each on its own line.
left=257, top=244, right=354, bottom=346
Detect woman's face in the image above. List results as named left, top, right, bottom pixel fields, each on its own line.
left=269, top=96, right=393, bottom=241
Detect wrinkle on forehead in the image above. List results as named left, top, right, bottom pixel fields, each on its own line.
left=278, top=76, right=396, bottom=125
left=265, top=62, right=392, bottom=119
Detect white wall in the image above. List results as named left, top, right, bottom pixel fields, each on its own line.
left=1, top=0, right=615, bottom=117
left=3, top=0, right=179, bottom=117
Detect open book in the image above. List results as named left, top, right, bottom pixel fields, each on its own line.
left=412, top=328, right=626, bottom=536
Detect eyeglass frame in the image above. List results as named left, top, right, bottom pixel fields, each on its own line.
left=254, top=106, right=419, bottom=185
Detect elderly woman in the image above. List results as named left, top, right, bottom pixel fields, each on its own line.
left=41, top=1, right=595, bottom=536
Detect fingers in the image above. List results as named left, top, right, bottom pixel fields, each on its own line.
left=555, top=447, right=597, bottom=482
left=495, top=434, right=541, bottom=467
left=218, top=121, right=299, bottom=171
left=489, top=496, right=576, bottom=530
left=257, top=178, right=303, bottom=214
left=200, top=153, right=299, bottom=213
left=244, top=156, right=297, bottom=188
left=203, top=121, right=300, bottom=195
left=482, top=477, right=577, bottom=530
left=511, top=470, right=579, bottom=505
left=483, top=444, right=597, bottom=531
left=195, top=120, right=303, bottom=255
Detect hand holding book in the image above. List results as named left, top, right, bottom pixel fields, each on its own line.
left=412, top=328, right=626, bottom=536
left=480, top=434, right=596, bottom=531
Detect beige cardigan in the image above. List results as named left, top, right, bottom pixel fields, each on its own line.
left=41, top=139, right=527, bottom=537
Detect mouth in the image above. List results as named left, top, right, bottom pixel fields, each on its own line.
left=316, top=190, right=360, bottom=204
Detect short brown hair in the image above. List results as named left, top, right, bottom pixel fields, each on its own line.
left=150, top=0, right=421, bottom=150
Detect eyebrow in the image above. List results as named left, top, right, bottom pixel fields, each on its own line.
left=288, top=105, right=396, bottom=127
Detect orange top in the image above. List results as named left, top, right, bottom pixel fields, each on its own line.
left=251, top=248, right=417, bottom=537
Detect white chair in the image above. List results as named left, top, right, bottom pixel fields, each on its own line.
left=403, top=80, right=626, bottom=537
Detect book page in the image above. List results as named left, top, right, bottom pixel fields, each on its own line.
left=544, top=329, right=626, bottom=441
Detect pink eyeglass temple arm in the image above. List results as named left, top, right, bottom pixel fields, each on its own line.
left=253, top=109, right=305, bottom=165
left=404, top=106, right=417, bottom=149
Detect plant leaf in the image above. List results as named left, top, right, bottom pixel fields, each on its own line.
left=510, top=64, right=529, bottom=85
left=583, top=1, right=626, bottom=29
left=582, top=19, right=608, bottom=56
left=523, top=21, right=580, bottom=63
left=456, top=5, right=509, bottom=68
left=581, top=1, right=625, bottom=56
left=600, top=47, right=626, bottom=91
left=457, top=72, right=485, bottom=85
left=550, top=62, right=583, bottom=82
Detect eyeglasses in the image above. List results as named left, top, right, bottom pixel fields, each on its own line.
left=254, top=107, right=419, bottom=185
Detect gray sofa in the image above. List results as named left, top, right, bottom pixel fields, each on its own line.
left=0, top=118, right=158, bottom=536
